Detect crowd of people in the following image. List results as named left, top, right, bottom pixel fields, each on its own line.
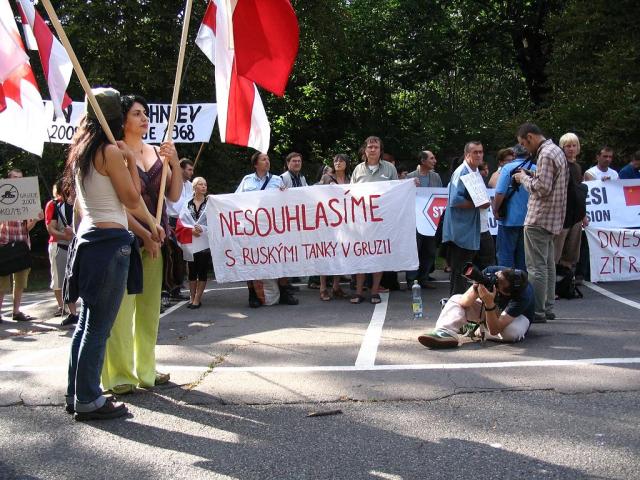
left=2, top=83, right=640, bottom=420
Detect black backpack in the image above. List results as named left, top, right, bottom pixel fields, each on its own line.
left=555, top=264, right=583, bottom=299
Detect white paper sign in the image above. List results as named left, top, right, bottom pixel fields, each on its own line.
left=206, top=181, right=419, bottom=283
left=44, top=101, right=217, bottom=144
left=585, top=226, right=640, bottom=282
left=584, top=179, right=640, bottom=228
left=0, top=177, right=41, bottom=221
left=460, top=171, right=490, bottom=207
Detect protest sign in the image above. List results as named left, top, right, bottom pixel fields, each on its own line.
left=583, top=179, right=640, bottom=228
left=0, top=177, right=41, bottom=221
left=206, top=180, right=418, bottom=283
left=460, top=171, right=490, bottom=207
left=585, top=226, right=640, bottom=282
left=415, top=187, right=498, bottom=236
left=44, top=101, right=217, bottom=144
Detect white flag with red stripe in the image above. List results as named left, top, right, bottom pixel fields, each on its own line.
left=16, top=0, right=37, bottom=50
left=175, top=204, right=209, bottom=262
left=17, top=0, right=72, bottom=118
left=0, top=0, right=46, bottom=155
left=195, top=0, right=270, bottom=153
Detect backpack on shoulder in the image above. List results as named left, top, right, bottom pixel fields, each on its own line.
left=555, top=264, right=583, bottom=299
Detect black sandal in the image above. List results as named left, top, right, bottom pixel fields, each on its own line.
left=370, top=294, right=382, bottom=304
left=350, top=294, right=365, bottom=304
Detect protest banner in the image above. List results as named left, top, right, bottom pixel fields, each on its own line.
left=583, top=179, right=640, bottom=228
left=206, top=180, right=419, bottom=283
left=415, top=187, right=498, bottom=236
left=585, top=226, right=640, bottom=282
left=44, top=101, right=217, bottom=144
left=0, top=176, right=41, bottom=221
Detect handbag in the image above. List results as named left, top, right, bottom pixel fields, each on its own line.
left=0, top=241, right=32, bottom=276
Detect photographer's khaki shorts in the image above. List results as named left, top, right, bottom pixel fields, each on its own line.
left=0, top=268, right=31, bottom=294
left=436, top=294, right=530, bottom=343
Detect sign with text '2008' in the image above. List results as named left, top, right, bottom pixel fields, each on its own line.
left=0, top=177, right=41, bottom=222
left=44, top=101, right=217, bottom=144
left=206, top=181, right=419, bottom=283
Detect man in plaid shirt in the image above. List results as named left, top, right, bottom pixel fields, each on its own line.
left=0, top=169, right=42, bottom=323
left=513, top=123, right=568, bottom=323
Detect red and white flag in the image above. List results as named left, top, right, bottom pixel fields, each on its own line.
left=17, top=0, right=72, bottom=118
left=175, top=204, right=210, bottom=262
left=196, top=0, right=270, bottom=153
left=233, top=0, right=299, bottom=97
left=16, top=0, right=37, bottom=51
left=1, top=15, right=28, bottom=112
left=0, top=0, right=47, bottom=155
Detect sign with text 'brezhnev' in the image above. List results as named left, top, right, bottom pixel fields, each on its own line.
left=206, top=181, right=419, bottom=283
left=0, top=177, right=41, bottom=222
left=44, top=101, right=217, bottom=144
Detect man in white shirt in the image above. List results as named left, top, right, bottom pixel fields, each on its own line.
left=164, top=158, right=194, bottom=301
left=584, top=146, right=618, bottom=181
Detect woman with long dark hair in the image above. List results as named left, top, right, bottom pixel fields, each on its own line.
left=64, top=88, right=150, bottom=420
left=101, top=94, right=183, bottom=395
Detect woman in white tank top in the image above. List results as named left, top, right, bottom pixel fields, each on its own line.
left=64, top=88, right=154, bottom=421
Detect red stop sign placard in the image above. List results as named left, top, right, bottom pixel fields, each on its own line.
left=423, top=194, right=448, bottom=231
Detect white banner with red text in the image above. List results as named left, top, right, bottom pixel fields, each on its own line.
left=585, top=226, right=640, bottom=282
left=206, top=180, right=419, bottom=283
left=44, top=101, right=217, bottom=144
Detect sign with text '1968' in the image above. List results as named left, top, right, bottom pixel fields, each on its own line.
left=206, top=180, right=419, bottom=283
left=44, top=101, right=217, bottom=144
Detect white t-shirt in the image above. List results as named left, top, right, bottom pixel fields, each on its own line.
left=585, top=166, right=618, bottom=181
left=165, top=180, right=193, bottom=218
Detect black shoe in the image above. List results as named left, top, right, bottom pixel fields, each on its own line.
left=248, top=290, right=261, bottom=308
left=170, top=292, right=190, bottom=301
left=65, top=404, right=75, bottom=414
left=61, top=314, right=78, bottom=327
left=74, top=399, right=128, bottom=421
left=286, top=284, right=300, bottom=293
left=545, top=312, right=556, bottom=320
left=532, top=314, right=547, bottom=323
left=279, top=291, right=299, bottom=305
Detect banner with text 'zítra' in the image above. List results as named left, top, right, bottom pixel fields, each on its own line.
left=206, top=180, right=418, bottom=283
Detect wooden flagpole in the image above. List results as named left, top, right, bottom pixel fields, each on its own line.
left=192, top=142, right=206, bottom=169
left=39, top=0, right=157, bottom=233
left=156, top=0, right=194, bottom=223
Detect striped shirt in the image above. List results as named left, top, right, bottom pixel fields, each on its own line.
left=521, top=139, right=568, bottom=234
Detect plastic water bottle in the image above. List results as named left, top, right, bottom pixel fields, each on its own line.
left=411, top=280, right=423, bottom=319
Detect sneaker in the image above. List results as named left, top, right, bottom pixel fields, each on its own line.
left=161, top=292, right=171, bottom=309
left=545, top=311, right=556, bottom=320
left=170, top=291, right=190, bottom=301
left=12, top=311, right=33, bottom=322
left=60, top=314, right=78, bottom=327
left=75, top=398, right=127, bottom=421
left=418, top=329, right=459, bottom=349
left=532, top=314, right=547, bottom=323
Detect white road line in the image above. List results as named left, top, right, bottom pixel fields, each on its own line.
left=584, top=282, right=640, bottom=310
left=355, top=292, right=390, bottom=367
left=2, top=357, right=640, bottom=373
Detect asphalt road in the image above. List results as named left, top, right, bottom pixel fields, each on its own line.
left=1, top=273, right=639, bottom=479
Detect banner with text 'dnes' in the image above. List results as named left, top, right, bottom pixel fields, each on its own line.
left=44, top=101, right=217, bottom=144
left=585, top=226, right=640, bottom=282
left=206, top=180, right=419, bottom=283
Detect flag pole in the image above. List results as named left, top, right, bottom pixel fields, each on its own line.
left=192, top=142, right=206, bottom=170
left=39, top=0, right=158, bottom=233
left=156, top=0, right=194, bottom=223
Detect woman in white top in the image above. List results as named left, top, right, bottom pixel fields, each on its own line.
left=65, top=88, right=155, bottom=421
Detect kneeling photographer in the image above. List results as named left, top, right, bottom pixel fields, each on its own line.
left=418, top=264, right=535, bottom=349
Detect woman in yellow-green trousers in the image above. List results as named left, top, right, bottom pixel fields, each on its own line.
left=102, top=94, right=184, bottom=394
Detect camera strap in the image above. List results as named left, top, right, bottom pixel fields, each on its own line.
left=505, top=158, right=533, bottom=200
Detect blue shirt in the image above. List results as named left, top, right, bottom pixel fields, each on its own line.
left=619, top=163, right=640, bottom=179
left=235, top=172, right=284, bottom=193
left=495, top=158, right=537, bottom=227
left=443, top=161, right=480, bottom=250
left=484, top=266, right=535, bottom=323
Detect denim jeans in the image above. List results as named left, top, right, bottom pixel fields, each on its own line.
left=497, top=225, right=526, bottom=271
left=524, top=226, right=555, bottom=316
left=66, top=244, right=131, bottom=412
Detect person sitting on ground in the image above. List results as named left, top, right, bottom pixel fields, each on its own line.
left=418, top=266, right=534, bottom=349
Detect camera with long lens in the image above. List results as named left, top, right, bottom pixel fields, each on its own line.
left=462, top=263, right=497, bottom=289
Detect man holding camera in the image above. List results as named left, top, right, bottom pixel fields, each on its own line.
left=418, top=265, right=534, bottom=349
